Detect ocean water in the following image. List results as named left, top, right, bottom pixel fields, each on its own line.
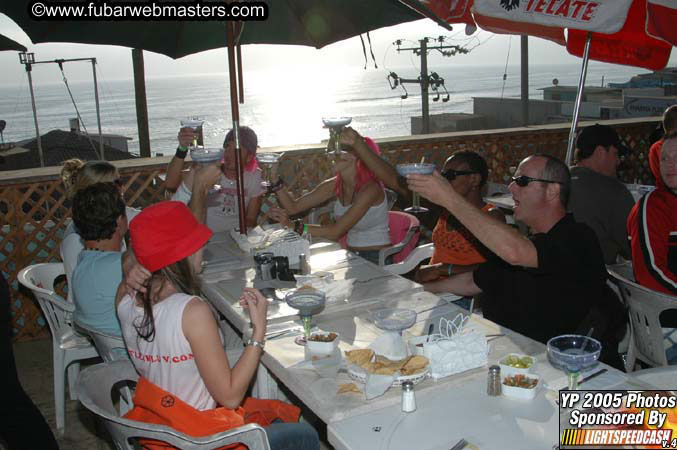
left=0, top=61, right=648, bottom=156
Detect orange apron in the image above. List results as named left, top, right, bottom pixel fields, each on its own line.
left=124, top=377, right=301, bottom=449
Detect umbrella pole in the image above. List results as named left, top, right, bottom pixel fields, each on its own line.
left=91, top=58, right=104, bottom=160
left=226, top=21, right=247, bottom=235
left=565, top=32, right=592, bottom=166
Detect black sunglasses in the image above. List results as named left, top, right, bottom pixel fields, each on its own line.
left=510, top=175, right=563, bottom=187
left=442, top=169, right=478, bottom=181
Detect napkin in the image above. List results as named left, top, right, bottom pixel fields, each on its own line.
left=365, top=372, right=397, bottom=400
left=369, top=333, right=408, bottom=361
left=296, top=274, right=354, bottom=305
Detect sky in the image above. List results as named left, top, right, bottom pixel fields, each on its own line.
left=3, top=13, right=674, bottom=87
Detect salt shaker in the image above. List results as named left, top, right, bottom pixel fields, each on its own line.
left=401, top=381, right=416, bottom=413
left=487, top=365, right=501, bottom=396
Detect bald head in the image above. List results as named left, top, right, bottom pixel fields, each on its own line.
left=664, top=105, right=677, bottom=135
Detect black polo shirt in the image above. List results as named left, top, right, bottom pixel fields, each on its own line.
left=473, top=214, right=608, bottom=344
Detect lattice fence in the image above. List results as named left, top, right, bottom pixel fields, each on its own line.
left=1, top=118, right=660, bottom=341
left=1, top=164, right=167, bottom=341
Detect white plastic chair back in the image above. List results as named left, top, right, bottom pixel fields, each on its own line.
left=608, top=267, right=677, bottom=371
left=73, top=319, right=127, bottom=362
left=18, top=263, right=99, bottom=434
left=384, top=243, right=433, bottom=275
left=77, top=361, right=271, bottom=450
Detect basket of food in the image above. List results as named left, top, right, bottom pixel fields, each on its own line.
left=344, top=348, right=429, bottom=386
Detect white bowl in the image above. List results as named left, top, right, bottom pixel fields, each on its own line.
left=306, top=331, right=340, bottom=355
left=502, top=373, right=540, bottom=401
left=499, top=353, right=535, bottom=377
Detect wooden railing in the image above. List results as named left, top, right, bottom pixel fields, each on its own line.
left=2, top=117, right=660, bottom=341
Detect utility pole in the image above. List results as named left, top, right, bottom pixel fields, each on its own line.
left=388, top=37, right=469, bottom=134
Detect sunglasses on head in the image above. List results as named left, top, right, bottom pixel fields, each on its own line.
left=442, top=169, right=478, bottom=181
left=510, top=175, right=563, bottom=187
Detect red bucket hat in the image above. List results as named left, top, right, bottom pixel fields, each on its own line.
left=130, top=201, right=213, bottom=273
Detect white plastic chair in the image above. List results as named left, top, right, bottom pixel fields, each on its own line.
left=17, top=263, right=99, bottom=435
left=607, top=266, right=677, bottom=371
left=77, top=360, right=271, bottom=450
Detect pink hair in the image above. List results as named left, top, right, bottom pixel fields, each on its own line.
left=219, top=150, right=259, bottom=173
left=335, top=136, right=384, bottom=198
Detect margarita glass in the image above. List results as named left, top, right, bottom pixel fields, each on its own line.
left=547, top=334, right=602, bottom=390
left=396, top=163, right=436, bottom=214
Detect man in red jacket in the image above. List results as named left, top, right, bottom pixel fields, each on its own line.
left=628, top=133, right=677, bottom=295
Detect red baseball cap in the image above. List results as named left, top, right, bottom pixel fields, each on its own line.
left=130, top=201, right=212, bottom=273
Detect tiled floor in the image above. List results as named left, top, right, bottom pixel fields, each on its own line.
left=14, top=339, right=114, bottom=450
left=14, top=338, right=333, bottom=450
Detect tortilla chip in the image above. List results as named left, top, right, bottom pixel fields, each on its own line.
left=401, top=355, right=428, bottom=375
left=337, top=383, right=361, bottom=394
left=345, top=348, right=374, bottom=367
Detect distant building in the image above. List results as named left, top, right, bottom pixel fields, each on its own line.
left=68, top=118, right=133, bottom=153
left=0, top=129, right=136, bottom=172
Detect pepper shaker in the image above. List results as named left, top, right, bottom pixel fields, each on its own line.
left=401, top=381, right=416, bottom=412
left=487, top=365, right=501, bottom=396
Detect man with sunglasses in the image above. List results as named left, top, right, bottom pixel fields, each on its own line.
left=407, top=154, right=625, bottom=368
left=569, top=124, right=634, bottom=264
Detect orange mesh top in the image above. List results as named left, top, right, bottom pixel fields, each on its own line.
left=430, top=204, right=494, bottom=266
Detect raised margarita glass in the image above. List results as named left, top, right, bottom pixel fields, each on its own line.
left=396, top=163, right=436, bottom=214
left=322, top=117, right=352, bottom=156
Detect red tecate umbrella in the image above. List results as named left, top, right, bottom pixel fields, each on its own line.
left=646, top=0, right=677, bottom=47
left=431, top=0, right=675, bottom=164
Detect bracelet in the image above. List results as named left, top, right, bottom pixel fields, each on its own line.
left=245, top=338, right=265, bottom=350
left=175, top=145, right=188, bottom=159
left=447, top=264, right=453, bottom=278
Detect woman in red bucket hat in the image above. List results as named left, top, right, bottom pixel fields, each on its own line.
left=115, top=201, right=319, bottom=450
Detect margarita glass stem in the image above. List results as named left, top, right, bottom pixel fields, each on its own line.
left=568, top=370, right=580, bottom=390
left=301, top=315, right=312, bottom=339
left=412, top=192, right=421, bottom=210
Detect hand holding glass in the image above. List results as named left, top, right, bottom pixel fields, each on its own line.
left=396, top=163, right=436, bottom=213
left=257, top=153, right=282, bottom=188
left=322, top=117, right=352, bottom=156
left=180, top=118, right=204, bottom=149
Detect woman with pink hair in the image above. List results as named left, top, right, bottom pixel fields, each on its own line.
left=165, top=126, right=264, bottom=233
left=269, top=129, right=390, bottom=264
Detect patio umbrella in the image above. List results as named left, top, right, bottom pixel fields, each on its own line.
left=0, top=33, right=27, bottom=52
left=469, top=0, right=673, bottom=165
left=0, top=0, right=449, bottom=233
left=0, top=0, right=446, bottom=58
left=646, top=0, right=677, bottom=47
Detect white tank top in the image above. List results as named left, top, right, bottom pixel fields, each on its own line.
left=333, top=193, right=390, bottom=248
left=117, top=292, right=216, bottom=411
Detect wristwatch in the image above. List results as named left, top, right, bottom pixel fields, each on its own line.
left=245, top=338, right=265, bottom=350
